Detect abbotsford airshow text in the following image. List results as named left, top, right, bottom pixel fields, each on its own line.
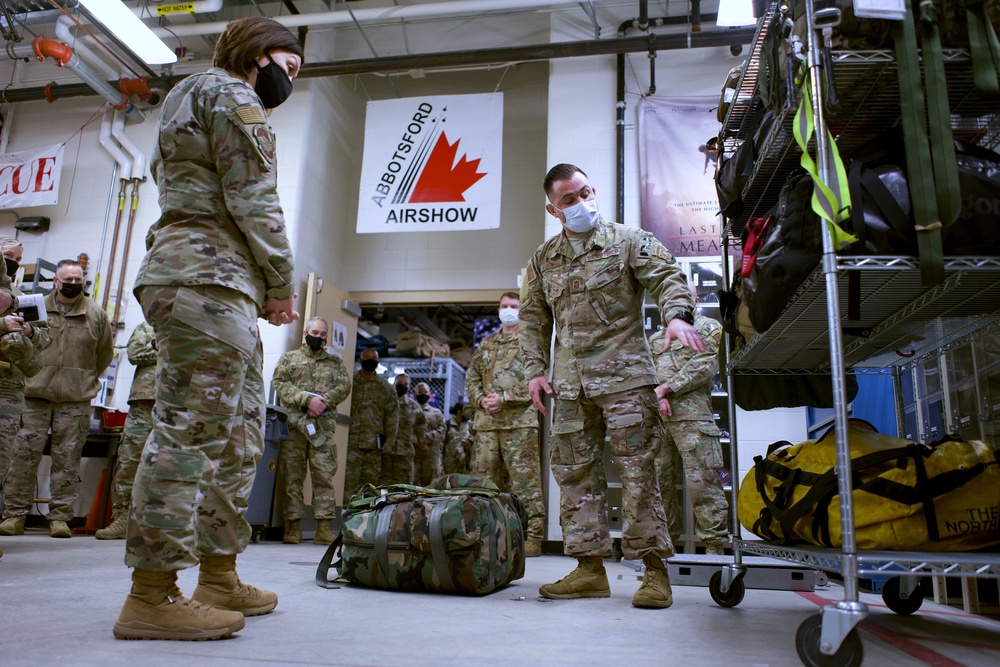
left=369, top=100, right=480, bottom=226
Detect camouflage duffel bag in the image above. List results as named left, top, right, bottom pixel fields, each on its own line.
left=316, top=474, right=527, bottom=595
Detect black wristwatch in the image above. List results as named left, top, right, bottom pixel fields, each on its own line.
left=674, top=310, right=695, bottom=325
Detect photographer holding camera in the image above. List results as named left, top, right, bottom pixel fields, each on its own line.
left=0, top=237, right=52, bottom=555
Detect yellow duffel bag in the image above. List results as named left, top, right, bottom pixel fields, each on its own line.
left=738, top=420, right=1000, bottom=551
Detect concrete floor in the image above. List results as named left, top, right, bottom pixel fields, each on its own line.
left=2, top=532, right=1000, bottom=666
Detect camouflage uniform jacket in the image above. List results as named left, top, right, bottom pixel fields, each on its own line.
left=25, top=291, right=112, bottom=402
left=519, top=219, right=695, bottom=399
left=134, top=67, right=294, bottom=308
left=348, top=373, right=398, bottom=451
left=126, top=322, right=157, bottom=404
left=648, top=314, right=722, bottom=421
left=420, top=403, right=446, bottom=451
left=0, top=273, right=51, bottom=390
left=273, top=345, right=351, bottom=437
left=466, top=328, right=536, bottom=430
left=395, top=395, right=427, bottom=457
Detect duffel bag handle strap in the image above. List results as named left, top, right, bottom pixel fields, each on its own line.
left=428, top=499, right=457, bottom=593
left=315, top=533, right=344, bottom=589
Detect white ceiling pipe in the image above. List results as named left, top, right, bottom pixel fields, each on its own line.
left=99, top=109, right=132, bottom=179
left=154, top=0, right=587, bottom=38
left=55, top=15, right=122, bottom=81
left=111, top=109, right=147, bottom=180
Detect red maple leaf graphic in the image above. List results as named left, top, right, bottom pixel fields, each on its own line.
left=409, top=133, right=487, bottom=203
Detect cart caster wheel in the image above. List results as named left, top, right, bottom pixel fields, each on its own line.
left=795, top=614, right=863, bottom=667
left=251, top=528, right=262, bottom=544
left=709, top=570, right=745, bottom=608
left=881, top=577, right=923, bottom=616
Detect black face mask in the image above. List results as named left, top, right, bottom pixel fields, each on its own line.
left=415, top=394, right=429, bottom=405
left=4, top=258, right=18, bottom=278
left=305, top=335, right=325, bottom=352
left=360, top=359, right=379, bottom=372
left=254, top=57, right=293, bottom=109
left=59, top=283, right=84, bottom=299
left=395, top=384, right=408, bottom=397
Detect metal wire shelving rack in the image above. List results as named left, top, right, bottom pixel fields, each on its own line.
left=712, top=3, right=1000, bottom=665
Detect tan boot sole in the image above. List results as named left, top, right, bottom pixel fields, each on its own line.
left=113, top=616, right=245, bottom=641
left=539, top=586, right=611, bottom=600
left=631, top=593, right=673, bottom=609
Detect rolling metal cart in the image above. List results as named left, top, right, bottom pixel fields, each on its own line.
left=712, top=2, right=1000, bottom=665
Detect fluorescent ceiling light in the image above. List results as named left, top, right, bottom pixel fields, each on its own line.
left=79, top=0, right=178, bottom=65
left=716, top=0, right=759, bottom=27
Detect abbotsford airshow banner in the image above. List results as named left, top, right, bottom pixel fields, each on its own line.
left=638, top=96, right=730, bottom=257
left=356, top=93, right=503, bottom=234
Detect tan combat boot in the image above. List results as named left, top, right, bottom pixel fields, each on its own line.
left=525, top=541, right=542, bottom=558
left=283, top=519, right=301, bottom=544
left=0, top=515, right=26, bottom=535
left=114, top=568, right=245, bottom=641
left=538, top=556, right=611, bottom=599
left=49, top=520, right=72, bottom=538
left=96, top=512, right=128, bottom=540
left=313, top=520, right=336, bottom=545
left=191, top=554, right=278, bottom=616
left=632, top=554, right=673, bottom=609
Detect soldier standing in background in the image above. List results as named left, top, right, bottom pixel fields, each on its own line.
left=272, top=317, right=351, bottom=546
left=466, top=291, right=545, bottom=557
left=96, top=321, right=156, bottom=540
left=1, top=259, right=112, bottom=540
left=344, top=349, right=397, bottom=500
left=413, top=382, right=445, bottom=485
left=442, top=401, right=471, bottom=475
left=0, top=237, right=51, bottom=560
left=381, top=373, right=426, bottom=485
left=520, top=163, right=703, bottom=609
left=650, top=282, right=729, bottom=555
left=114, top=18, right=303, bottom=641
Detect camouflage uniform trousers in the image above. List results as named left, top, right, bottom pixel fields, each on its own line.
left=471, top=427, right=545, bottom=543
left=126, top=285, right=264, bottom=572
left=0, top=389, right=24, bottom=490
left=343, top=446, right=382, bottom=503
left=111, top=400, right=153, bottom=514
left=442, top=441, right=468, bottom=476
left=279, top=427, right=338, bottom=521
left=380, top=452, right=414, bottom=486
left=3, top=398, right=91, bottom=521
left=549, top=386, right=673, bottom=561
left=657, top=419, right=729, bottom=543
left=414, top=443, right=443, bottom=487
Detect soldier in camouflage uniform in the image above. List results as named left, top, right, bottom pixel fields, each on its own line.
left=1, top=259, right=112, bottom=541
left=467, top=291, right=545, bottom=557
left=413, top=382, right=445, bottom=486
left=272, top=317, right=351, bottom=546
left=344, top=349, right=398, bottom=501
left=521, top=164, right=703, bottom=609
left=113, top=18, right=304, bottom=642
left=650, top=282, right=729, bottom=556
left=96, top=321, right=157, bottom=540
left=442, top=401, right=471, bottom=475
left=381, top=374, right=426, bottom=485
left=0, top=238, right=51, bottom=560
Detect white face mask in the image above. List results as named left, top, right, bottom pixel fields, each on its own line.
left=557, top=198, right=600, bottom=234
left=498, top=307, right=519, bottom=326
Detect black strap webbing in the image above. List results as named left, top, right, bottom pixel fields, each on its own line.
left=315, top=533, right=344, bottom=589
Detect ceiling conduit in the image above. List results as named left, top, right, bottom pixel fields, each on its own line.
left=54, top=14, right=121, bottom=80
left=154, top=0, right=592, bottom=38
left=1, top=37, right=145, bottom=122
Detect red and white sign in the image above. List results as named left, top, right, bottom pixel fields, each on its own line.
left=357, top=94, right=503, bottom=233
left=0, top=144, right=64, bottom=209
